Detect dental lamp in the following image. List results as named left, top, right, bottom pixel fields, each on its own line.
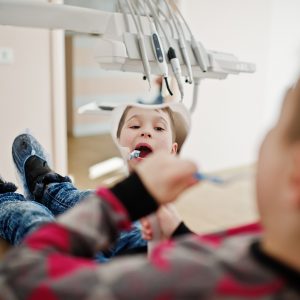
left=0, top=0, right=255, bottom=82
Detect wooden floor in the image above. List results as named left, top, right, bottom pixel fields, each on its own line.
left=68, top=134, right=258, bottom=234
left=176, top=168, right=258, bottom=233
left=68, top=134, right=123, bottom=190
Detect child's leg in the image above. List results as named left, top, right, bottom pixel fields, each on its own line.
left=0, top=180, right=54, bottom=245
left=40, top=182, right=92, bottom=216
left=12, top=133, right=147, bottom=258
left=12, top=133, right=92, bottom=215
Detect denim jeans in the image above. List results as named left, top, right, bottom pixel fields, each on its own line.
left=0, top=192, right=54, bottom=245
left=0, top=182, right=147, bottom=261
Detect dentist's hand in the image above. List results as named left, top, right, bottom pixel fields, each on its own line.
left=135, top=151, right=197, bottom=205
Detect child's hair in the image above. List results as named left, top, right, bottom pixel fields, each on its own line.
left=116, top=106, right=176, bottom=142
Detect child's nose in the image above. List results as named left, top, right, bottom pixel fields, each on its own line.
left=141, top=131, right=152, bottom=138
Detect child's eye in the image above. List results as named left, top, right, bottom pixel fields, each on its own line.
left=129, top=125, right=140, bottom=129
left=154, top=127, right=165, bottom=132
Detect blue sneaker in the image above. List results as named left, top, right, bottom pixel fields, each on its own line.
left=12, top=133, right=71, bottom=201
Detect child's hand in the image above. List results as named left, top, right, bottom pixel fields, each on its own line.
left=140, top=204, right=182, bottom=240
left=135, top=151, right=198, bottom=205
left=140, top=217, right=152, bottom=240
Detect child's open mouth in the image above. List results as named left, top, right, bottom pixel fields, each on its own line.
left=134, top=144, right=153, bottom=158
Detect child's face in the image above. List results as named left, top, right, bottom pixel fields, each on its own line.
left=256, top=87, right=297, bottom=223
left=118, top=107, right=178, bottom=161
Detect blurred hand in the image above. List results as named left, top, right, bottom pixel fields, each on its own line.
left=135, top=151, right=198, bottom=204
left=119, top=146, right=130, bottom=162
left=141, top=204, right=182, bottom=240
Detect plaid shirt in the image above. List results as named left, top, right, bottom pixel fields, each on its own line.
left=0, top=174, right=299, bottom=300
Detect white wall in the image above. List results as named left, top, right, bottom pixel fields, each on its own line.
left=0, top=1, right=66, bottom=185
left=180, top=0, right=300, bottom=172
left=263, top=0, right=300, bottom=131
left=0, top=26, right=51, bottom=183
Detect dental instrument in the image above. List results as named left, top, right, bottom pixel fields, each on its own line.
left=146, top=0, right=185, bottom=101
left=127, top=146, right=243, bottom=185
left=195, top=172, right=227, bottom=185
left=167, top=46, right=184, bottom=101
left=124, top=0, right=152, bottom=89
left=169, top=0, right=210, bottom=73
left=195, top=171, right=251, bottom=185
left=163, top=0, right=193, bottom=84
left=174, top=13, right=193, bottom=84
left=139, top=0, right=173, bottom=96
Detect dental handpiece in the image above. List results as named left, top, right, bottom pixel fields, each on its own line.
left=168, top=47, right=184, bottom=101
left=149, top=23, right=173, bottom=96
left=124, top=0, right=151, bottom=89
left=191, top=36, right=209, bottom=73
left=137, top=32, right=152, bottom=90
left=173, top=13, right=193, bottom=84
left=149, top=22, right=168, bottom=78
left=179, top=40, right=193, bottom=84
left=168, top=0, right=209, bottom=73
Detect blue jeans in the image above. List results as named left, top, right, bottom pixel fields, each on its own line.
left=0, top=192, right=54, bottom=244
left=0, top=182, right=147, bottom=262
